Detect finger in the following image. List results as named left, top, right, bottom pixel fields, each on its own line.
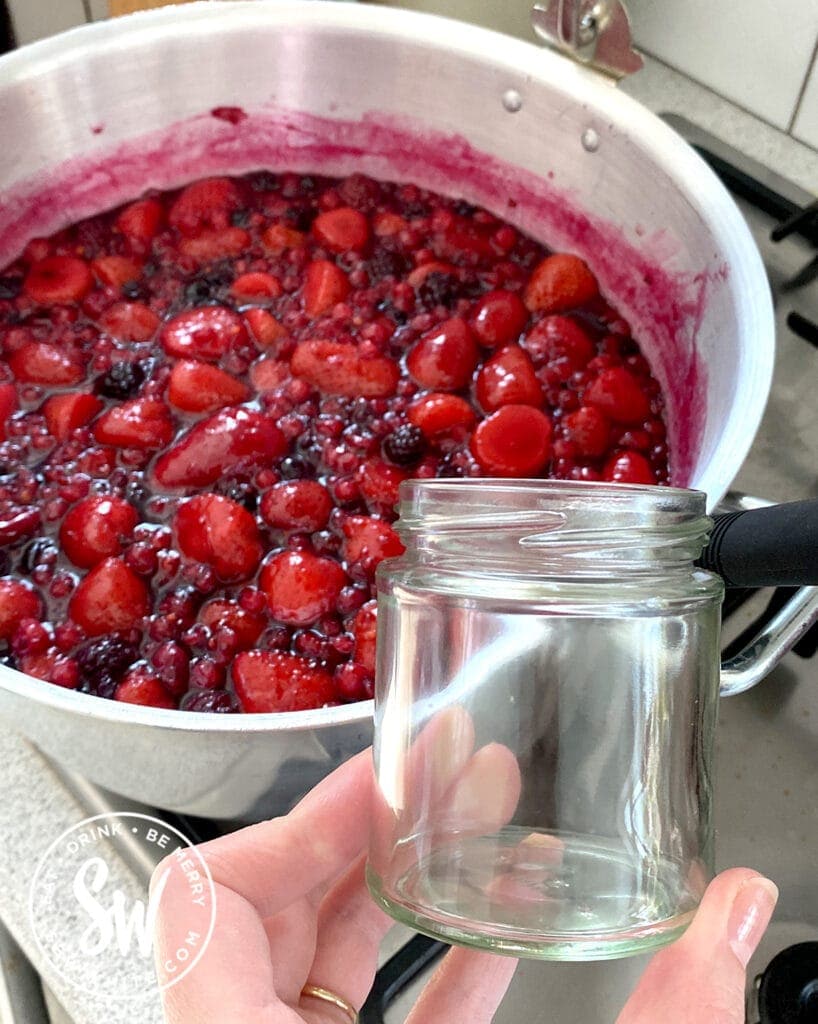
left=405, top=946, right=518, bottom=1024
left=299, top=856, right=393, bottom=1012
left=197, top=749, right=374, bottom=920
left=618, top=868, right=778, bottom=1024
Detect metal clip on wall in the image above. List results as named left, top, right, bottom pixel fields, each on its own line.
left=531, top=0, right=643, bottom=80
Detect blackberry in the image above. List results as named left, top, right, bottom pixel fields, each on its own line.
left=402, top=199, right=430, bottom=219
left=183, top=268, right=232, bottom=307
left=377, top=299, right=409, bottom=325
left=453, top=199, right=478, bottom=217
left=0, top=276, right=21, bottom=300
left=368, top=249, right=409, bottom=281
left=249, top=171, right=280, bottom=192
left=230, top=209, right=251, bottom=228
left=286, top=205, right=315, bottom=232
left=76, top=636, right=139, bottom=698
left=216, top=478, right=258, bottom=511
left=383, top=424, right=426, bottom=466
left=278, top=456, right=315, bottom=480
left=95, top=360, right=146, bottom=400
left=436, top=455, right=468, bottom=478
left=417, top=271, right=458, bottom=309
left=180, top=689, right=240, bottom=713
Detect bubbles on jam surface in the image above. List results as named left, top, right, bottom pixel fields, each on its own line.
left=0, top=171, right=669, bottom=712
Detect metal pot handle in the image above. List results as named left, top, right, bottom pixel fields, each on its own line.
left=716, top=493, right=818, bottom=696
left=531, top=0, right=644, bottom=80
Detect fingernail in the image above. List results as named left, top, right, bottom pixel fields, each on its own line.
left=728, top=876, right=778, bottom=967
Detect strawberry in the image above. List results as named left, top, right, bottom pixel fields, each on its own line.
left=231, top=272, right=282, bottom=301
left=262, top=223, right=306, bottom=253
left=250, top=357, right=291, bottom=392
left=562, top=406, right=611, bottom=457
left=432, top=216, right=495, bottom=265
left=168, top=177, right=243, bottom=235
left=260, top=480, right=333, bottom=532
left=522, top=315, right=595, bottom=370
left=373, top=212, right=407, bottom=236
left=259, top=550, right=347, bottom=626
left=68, top=557, right=150, bottom=636
left=232, top=649, right=335, bottom=712
left=356, top=458, right=407, bottom=510
left=0, top=506, right=41, bottom=545
left=341, top=515, right=405, bottom=569
left=115, top=669, right=174, bottom=709
left=0, top=383, right=17, bottom=440
left=584, top=367, right=650, bottom=424
left=91, top=256, right=143, bottom=290
left=116, top=198, right=164, bottom=252
left=8, top=342, right=84, bottom=385
left=24, top=255, right=93, bottom=305
left=352, top=600, right=377, bottom=674
left=179, top=228, right=250, bottom=263
left=523, top=253, right=599, bottom=313
left=406, top=317, right=478, bottom=391
left=43, top=393, right=103, bottom=441
left=98, top=301, right=160, bottom=342
left=161, top=306, right=248, bottom=361
left=93, top=397, right=174, bottom=449
left=406, top=261, right=457, bottom=290
left=199, top=598, right=266, bottom=649
left=603, top=451, right=655, bottom=484
left=168, top=360, right=250, bottom=412
left=471, top=404, right=553, bottom=477
left=291, top=339, right=399, bottom=398
left=407, top=392, right=476, bottom=439
left=60, top=495, right=138, bottom=568
left=469, top=290, right=528, bottom=348
left=312, top=207, right=370, bottom=253
left=0, top=578, right=42, bottom=641
left=244, top=308, right=287, bottom=348
left=153, top=407, right=286, bottom=488
left=475, top=345, right=543, bottom=412
left=175, top=493, right=263, bottom=580
left=302, top=260, right=350, bottom=316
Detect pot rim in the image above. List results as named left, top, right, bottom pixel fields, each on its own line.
left=0, top=0, right=774, bottom=734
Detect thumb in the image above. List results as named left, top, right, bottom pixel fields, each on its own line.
left=618, top=868, right=778, bottom=1024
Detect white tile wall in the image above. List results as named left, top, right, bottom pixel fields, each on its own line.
left=8, top=0, right=87, bottom=44
left=793, top=53, right=818, bottom=149
left=625, top=0, right=818, bottom=131
left=88, top=0, right=110, bottom=18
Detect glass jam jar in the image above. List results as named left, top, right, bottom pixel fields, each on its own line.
left=367, top=479, right=724, bottom=961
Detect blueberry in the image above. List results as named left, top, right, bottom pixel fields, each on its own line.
left=383, top=424, right=426, bottom=466
left=95, top=360, right=146, bottom=400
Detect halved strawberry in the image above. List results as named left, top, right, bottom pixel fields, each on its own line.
left=262, top=224, right=306, bottom=253
left=302, top=260, right=350, bottom=316
left=584, top=367, right=650, bottom=424
left=115, top=669, right=174, bottom=709
left=471, top=404, right=553, bottom=477
left=522, top=315, right=596, bottom=370
left=603, top=450, right=655, bottom=484
left=116, top=198, right=164, bottom=252
left=91, top=256, right=143, bottom=290
left=68, top=557, right=150, bottom=636
left=406, top=317, right=478, bottom=391
left=562, top=406, right=611, bottom=457
left=199, top=599, right=266, bottom=650
left=406, top=261, right=457, bottom=290
left=470, top=290, right=528, bottom=348
left=523, top=253, right=599, bottom=313
left=352, top=600, right=377, bottom=674
left=168, top=360, right=250, bottom=413
left=168, top=177, right=243, bottom=235
left=0, top=506, right=41, bottom=545
left=250, top=357, right=291, bottom=392
left=60, top=495, right=139, bottom=569
left=98, top=302, right=160, bottom=343
left=0, top=578, right=42, bottom=641
left=312, top=207, right=370, bottom=253
left=341, top=515, right=405, bottom=569
left=0, top=383, right=17, bottom=441
left=43, top=393, right=103, bottom=441
left=291, top=339, right=398, bottom=398
left=179, top=228, right=250, bottom=263
left=259, top=550, right=347, bottom=626
left=8, top=342, right=84, bottom=385
left=260, top=480, right=333, bottom=532
left=161, top=306, right=248, bottom=361
left=244, top=308, right=288, bottom=348
left=407, top=392, right=476, bottom=439
left=175, top=493, right=263, bottom=580
left=24, top=255, right=93, bottom=305
left=475, top=345, right=543, bottom=412
left=356, top=458, right=407, bottom=510
left=233, top=649, right=335, bottom=712
left=231, top=272, right=282, bottom=301
left=93, top=397, right=174, bottom=449
left=153, top=407, right=286, bottom=488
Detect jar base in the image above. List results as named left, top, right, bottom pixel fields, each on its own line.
left=366, top=828, right=700, bottom=962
